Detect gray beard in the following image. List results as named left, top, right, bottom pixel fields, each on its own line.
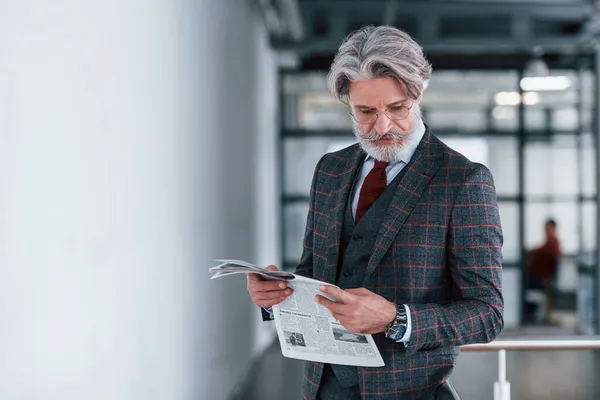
left=353, top=113, right=422, bottom=163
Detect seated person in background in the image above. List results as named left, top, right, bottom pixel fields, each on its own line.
left=527, top=219, right=562, bottom=322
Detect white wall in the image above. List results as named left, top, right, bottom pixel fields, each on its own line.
left=0, top=1, right=277, bottom=399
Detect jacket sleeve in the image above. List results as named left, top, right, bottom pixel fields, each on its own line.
left=405, top=163, right=504, bottom=354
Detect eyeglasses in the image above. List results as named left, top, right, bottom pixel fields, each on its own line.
left=350, top=103, right=413, bottom=125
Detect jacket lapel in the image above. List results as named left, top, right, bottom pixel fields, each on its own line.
left=362, top=128, right=444, bottom=285
left=323, top=145, right=364, bottom=284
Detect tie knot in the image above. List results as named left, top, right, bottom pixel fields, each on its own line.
left=373, top=160, right=389, bottom=170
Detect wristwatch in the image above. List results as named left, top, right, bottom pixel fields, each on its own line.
left=385, top=304, right=408, bottom=341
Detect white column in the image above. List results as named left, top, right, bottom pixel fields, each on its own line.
left=0, top=1, right=276, bottom=399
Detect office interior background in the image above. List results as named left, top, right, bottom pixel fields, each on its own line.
left=0, top=0, right=599, bottom=399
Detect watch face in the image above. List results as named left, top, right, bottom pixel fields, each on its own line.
left=388, top=323, right=407, bottom=341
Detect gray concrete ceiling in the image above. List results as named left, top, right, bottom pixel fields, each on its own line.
left=259, top=0, right=600, bottom=70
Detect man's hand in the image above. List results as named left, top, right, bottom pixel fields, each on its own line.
left=246, top=265, right=293, bottom=308
left=315, top=286, right=396, bottom=334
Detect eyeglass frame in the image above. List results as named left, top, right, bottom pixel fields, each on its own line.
left=349, top=101, right=414, bottom=125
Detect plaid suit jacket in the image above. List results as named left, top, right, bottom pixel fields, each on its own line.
left=295, top=127, right=504, bottom=400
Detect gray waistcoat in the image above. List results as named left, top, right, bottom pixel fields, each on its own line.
left=330, top=163, right=409, bottom=388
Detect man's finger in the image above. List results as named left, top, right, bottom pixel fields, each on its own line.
left=248, top=265, right=281, bottom=282
left=338, top=321, right=358, bottom=333
left=249, top=277, right=288, bottom=292
left=330, top=312, right=345, bottom=322
left=316, top=295, right=348, bottom=316
left=319, top=285, right=354, bottom=303
left=255, top=289, right=292, bottom=301
left=345, top=287, right=371, bottom=296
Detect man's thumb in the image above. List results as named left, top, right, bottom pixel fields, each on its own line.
left=266, top=265, right=279, bottom=272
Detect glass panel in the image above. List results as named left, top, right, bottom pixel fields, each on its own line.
left=581, top=133, right=597, bottom=196
left=422, top=70, right=518, bottom=133
left=581, top=108, right=592, bottom=132
left=524, top=143, right=549, bottom=196
left=502, top=268, right=521, bottom=329
left=284, top=73, right=327, bottom=93
left=556, top=256, right=577, bottom=292
left=525, top=202, right=578, bottom=255
left=486, top=137, right=519, bottom=196
left=437, top=136, right=518, bottom=196
left=491, top=106, right=518, bottom=131
left=297, top=92, right=352, bottom=129
left=524, top=136, right=578, bottom=197
left=284, top=203, right=309, bottom=263
left=438, top=137, right=488, bottom=164
left=577, top=271, right=597, bottom=335
left=523, top=70, right=579, bottom=132
left=284, top=138, right=356, bottom=195
left=581, top=200, right=597, bottom=254
left=283, top=73, right=354, bottom=130
left=524, top=107, right=545, bottom=131
left=426, top=109, right=486, bottom=131
left=551, top=108, right=578, bottom=131
left=551, top=141, right=578, bottom=196
left=580, top=70, right=595, bottom=108
left=498, top=201, right=520, bottom=263
left=581, top=70, right=595, bottom=132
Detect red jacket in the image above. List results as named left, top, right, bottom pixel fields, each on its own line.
left=528, top=237, right=561, bottom=282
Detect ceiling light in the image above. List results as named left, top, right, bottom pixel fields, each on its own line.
left=495, top=91, right=521, bottom=106
left=520, top=76, right=571, bottom=91
left=522, top=92, right=540, bottom=105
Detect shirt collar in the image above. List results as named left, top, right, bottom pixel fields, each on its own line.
left=364, top=119, right=426, bottom=165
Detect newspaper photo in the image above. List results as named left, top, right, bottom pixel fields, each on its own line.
left=209, top=260, right=385, bottom=367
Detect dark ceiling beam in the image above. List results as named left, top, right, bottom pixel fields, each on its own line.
left=275, top=36, right=588, bottom=55
left=298, top=52, right=593, bottom=71
left=419, top=15, right=440, bottom=42
left=299, top=0, right=593, bottom=20
left=421, top=38, right=584, bottom=54
left=274, top=1, right=595, bottom=56
left=512, top=15, right=532, bottom=44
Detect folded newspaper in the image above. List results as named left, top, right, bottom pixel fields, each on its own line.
left=209, top=260, right=384, bottom=367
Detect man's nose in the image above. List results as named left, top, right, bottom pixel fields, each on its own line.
left=373, top=112, right=393, bottom=135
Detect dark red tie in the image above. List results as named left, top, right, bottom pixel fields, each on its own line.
left=356, top=160, right=389, bottom=222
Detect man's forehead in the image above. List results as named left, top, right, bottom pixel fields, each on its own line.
left=348, top=77, right=405, bottom=92
left=348, top=77, right=408, bottom=107
left=350, top=97, right=409, bottom=109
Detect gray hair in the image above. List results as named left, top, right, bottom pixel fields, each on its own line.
left=327, top=26, right=432, bottom=102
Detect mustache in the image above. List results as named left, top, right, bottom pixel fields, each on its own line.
left=360, top=129, right=410, bottom=142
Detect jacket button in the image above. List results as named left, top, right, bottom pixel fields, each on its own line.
left=352, top=233, right=362, bottom=240
left=342, top=271, right=351, bottom=278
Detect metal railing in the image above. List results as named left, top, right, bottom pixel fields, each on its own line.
left=460, top=338, right=600, bottom=400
